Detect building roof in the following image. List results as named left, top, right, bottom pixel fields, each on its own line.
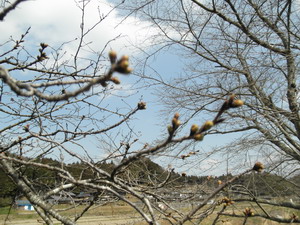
left=16, top=200, right=32, bottom=206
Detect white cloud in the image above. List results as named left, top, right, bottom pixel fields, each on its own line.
left=0, top=0, right=154, bottom=57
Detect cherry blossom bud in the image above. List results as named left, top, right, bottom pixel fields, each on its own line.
left=40, top=43, right=48, bottom=49
left=137, top=102, right=146, bottom=110
left=194, top=133, right=204, bottom=141
left=190, top=124, right=199, bottom=136
left=202, top=120, right=214, bottom=131
left=23, top=124, right=30, bottom=132
left=121, top=55, right=129, bottom=61
left=167, top=125, right=173, bottom=135
left=231, top=99, right=244, bottom=107
left=243, top=208, right=254, bottom=217
left=172, top=118, right=181, bottom=129
left=253, top=162, right=264, bottom=172
left=109, top=51, right=117, bottom=64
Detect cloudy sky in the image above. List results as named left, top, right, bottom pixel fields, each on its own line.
left=0, top=0, right=188, bottom=165
left=1, top=0, right=152, bottom=51
left=0, top=0, right=164, bottom=128
left=0, top=0, right=266, bottom=175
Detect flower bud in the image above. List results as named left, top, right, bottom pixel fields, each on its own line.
left=23, top=124, right=30, bottom=132
left=231, top=99, right=244, bottom=108
left=174, top=112, right=180, bottom=119
left=115, top=62, right=132, bottom=74
left=120, top=60, right=129, bottom=69
left=40, top=43, right=48, bottom=49
left=194, top=133, right=204, bottom=141
left=137, top=102, right=146, bottom=110
left=190, top=124, right=199, bottom=136
left=172, top=118, right=181, bottom=129
left=221, top=197, right=234, bottom=206
left=181, top=155, right=188, bottom=160
left=167, top=125, right=173, bottom=135
left=202, top=120, right=214, bottom=131
left=121, top=55, right=129, bottom=61
left=253, top=162, right=264, bottom=172
left=109, top=51, right=117, bottom=64
left=243, top=208, right=254, bottom=217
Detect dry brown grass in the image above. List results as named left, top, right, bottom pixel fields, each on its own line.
left=1, top=200, right=299, bottom=225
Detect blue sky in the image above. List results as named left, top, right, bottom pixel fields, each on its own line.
left=0, top=0, right=260, bottom=176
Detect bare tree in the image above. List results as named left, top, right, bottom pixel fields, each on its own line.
left=109, top=0, right=300, bottom=223
left=0, top=1, right=299, bottom=225
left=124, top=0, right=300, bottom=177
left=119, top=0, right=300, bottom=160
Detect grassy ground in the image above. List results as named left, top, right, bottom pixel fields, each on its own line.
left=199, top=202, right=300, bottom=225
left=0, top=201, right=299, bottom=225
left=0, top=202, right=140, bottom=224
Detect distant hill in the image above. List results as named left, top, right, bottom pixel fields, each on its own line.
left=0, top=156, right=298, bottom=206
left=231, top=172, right=297, bottom=197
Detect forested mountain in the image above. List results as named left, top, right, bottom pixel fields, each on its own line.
left=0, top=156, right=297, bottom=207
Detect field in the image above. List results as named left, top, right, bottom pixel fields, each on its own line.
left=0, top=201, right=299, bottom=225
left=0, top=202, right=145, bottom=225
